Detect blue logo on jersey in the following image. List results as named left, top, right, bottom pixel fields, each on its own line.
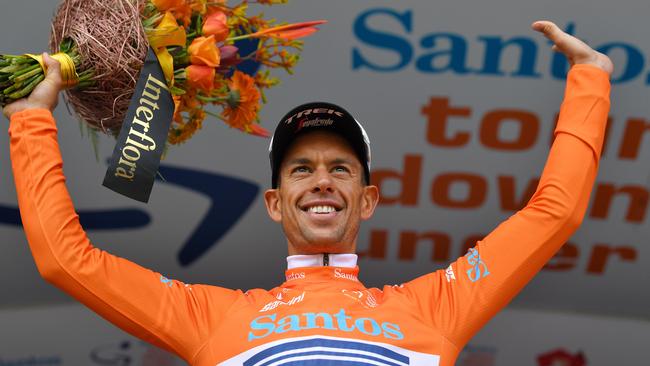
left=0, top=163, right=259, bottom=267
left=465, top=248, right=489, bottom=282
left=244, top=337, right=410, bottom=366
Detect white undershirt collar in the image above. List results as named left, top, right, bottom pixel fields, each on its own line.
left=287, top=254, right=358, bottom=269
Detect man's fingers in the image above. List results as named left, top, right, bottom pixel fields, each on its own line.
left=532, top=21, right=560, bottom=40
left=532, top=20, right=613, bottom=75
left=532, top=21, right=572, bottom=51
left=41, top=53, right=63, bottom=86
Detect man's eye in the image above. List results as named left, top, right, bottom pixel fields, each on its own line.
left=333, top=166, right=350, bottom=173
left=293, top=166, right=311, bottom=173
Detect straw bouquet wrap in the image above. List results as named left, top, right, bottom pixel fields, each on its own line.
left=1, top=0, right=325, bottom=143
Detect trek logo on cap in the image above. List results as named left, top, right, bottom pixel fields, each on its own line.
left=283, top=108, right=344, bottom=125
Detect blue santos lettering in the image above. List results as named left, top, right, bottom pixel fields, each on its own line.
left=465, top=248, right=490, bottom=282
left=159, top=275, right=173, bottom=287
left=249, top=314, right=277, bottom=341
left=352, top=8, right=649, bottom=86
left=247, top=309, right=404, bottom=341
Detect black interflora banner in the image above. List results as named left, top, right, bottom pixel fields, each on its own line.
left=102, top=48, right=174, bottom=203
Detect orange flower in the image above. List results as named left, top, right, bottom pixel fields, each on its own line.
left=151, top=0, right=193, bottom=25
left=189, top=36, right=221, bottom=67
left=186, top=65, right=215, bottom=92
left=151, top=0, right=184, bottom=12
left=202, top=11, right=228, bottom=42
left=222, top=71, right=260, bottom=130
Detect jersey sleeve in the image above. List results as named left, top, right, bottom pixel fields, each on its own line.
left=399, top=64, right=610, bottom=349
left=8, top=109, right=242, bottom=363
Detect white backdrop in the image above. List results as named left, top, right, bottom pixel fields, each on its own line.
left=0, top=0, right=648, bottom=364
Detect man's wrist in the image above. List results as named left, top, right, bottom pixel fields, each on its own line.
left=9, top=108, right=54, bottom=122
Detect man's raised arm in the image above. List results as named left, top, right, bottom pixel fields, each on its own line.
left=4, top=54, right=241, bottom=364
left=397, top=21, right=613, bottom=349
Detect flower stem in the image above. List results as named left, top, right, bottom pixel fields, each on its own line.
left=8, top=74, right=44, bottom=99
left=195, top=94, right=228, bottom=102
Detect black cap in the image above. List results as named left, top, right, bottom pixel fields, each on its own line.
left=269, top=101, right=371, bottom=188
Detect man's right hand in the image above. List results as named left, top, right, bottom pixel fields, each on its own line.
left=3, top=53, right=63, bottom=119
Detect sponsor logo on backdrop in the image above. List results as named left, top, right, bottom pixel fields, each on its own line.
left=537, top=348, right=586, bottom=366
left=0, top=164, right=259, bottom=267
left=353, top=8, right=649, bottom=85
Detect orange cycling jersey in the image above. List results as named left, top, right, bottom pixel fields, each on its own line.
left=9, top=65, right=610, bottom=366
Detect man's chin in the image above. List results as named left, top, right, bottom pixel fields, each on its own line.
left=295, top=236, right=352, bottom=254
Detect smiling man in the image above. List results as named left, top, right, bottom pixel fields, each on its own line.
left=4, top=21, right=612, bottom=366
left=265, top=106, right=377, bottom=256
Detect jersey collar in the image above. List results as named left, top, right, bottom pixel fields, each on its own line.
left=286, top=254, right=358, bottom=269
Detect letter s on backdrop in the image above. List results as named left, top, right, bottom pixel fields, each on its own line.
left=352, top=8, right=413, bottom=71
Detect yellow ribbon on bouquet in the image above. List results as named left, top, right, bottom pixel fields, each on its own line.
left=25, top=52, right=79, bottom=88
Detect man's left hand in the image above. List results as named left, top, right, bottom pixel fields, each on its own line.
left=532, top=20, right=614, bottom=76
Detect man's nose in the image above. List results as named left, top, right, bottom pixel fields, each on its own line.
left=312, top=167, right=334, bottom=193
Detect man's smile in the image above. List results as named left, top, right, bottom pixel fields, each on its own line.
left=299, top=200, right=344, bottom=222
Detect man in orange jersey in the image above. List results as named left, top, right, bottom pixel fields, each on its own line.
left=4, top=21, right=612, bottom=366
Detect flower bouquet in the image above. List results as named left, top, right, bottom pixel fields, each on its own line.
left=0, top=0, right=325, bottom=202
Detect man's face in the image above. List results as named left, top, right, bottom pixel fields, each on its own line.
left=264, top=131, right=378, bottom=255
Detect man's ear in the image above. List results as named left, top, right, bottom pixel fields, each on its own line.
left=264, top=189, right=282, bottom=222
left=360, top=184, right=379, bottom=221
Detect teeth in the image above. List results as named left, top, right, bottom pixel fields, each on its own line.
left=308, top=205, right=336, bottom=213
